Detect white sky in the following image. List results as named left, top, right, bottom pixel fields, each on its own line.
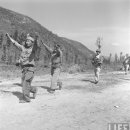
left=0, top=0, right=130, bottom=56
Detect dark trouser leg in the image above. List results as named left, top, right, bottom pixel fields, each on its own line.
left=21, top=72, right=25, bottom=87
left=57, top=68, right=62, bottom=90
left=124, top=64, right=129, bottom=75
left=30, top=75, right=37, bottom=99
left=50, top=67, right=61, bottom=90
left=22, top=80, right=31, bottom=102
left=29, top=72, right=37, bottom=99
left=22, top=71, right=34, bottom=102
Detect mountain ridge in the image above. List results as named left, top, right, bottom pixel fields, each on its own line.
left=0, top=6, right=94, bottom=66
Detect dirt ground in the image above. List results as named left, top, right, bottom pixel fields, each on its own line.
left=0, top=71, right=130, bottom=130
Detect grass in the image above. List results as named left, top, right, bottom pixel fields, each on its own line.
left=0, top=64, right=21, bottom=79
left=0, top=64, right=50, bottom=79
left=0, top=63, right=126, bottom=79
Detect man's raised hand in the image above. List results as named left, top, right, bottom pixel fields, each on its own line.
left=6, top=33, right=10, bottom=39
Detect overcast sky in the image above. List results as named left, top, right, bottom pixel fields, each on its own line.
left=0, top=0, right=130, bottom=56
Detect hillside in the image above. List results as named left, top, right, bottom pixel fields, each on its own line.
left=0, top=6, right=94, bottom=67
left=61, top=37, right=94, bottom=58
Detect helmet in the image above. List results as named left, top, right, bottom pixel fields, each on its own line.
left=26, top=34, right=34, bottom=42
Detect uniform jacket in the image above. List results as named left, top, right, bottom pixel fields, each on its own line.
left=92, top=54, right=103, bottom=68
left=51, top=49, right=62, bottom=68
left=13, top=39, right=40, bottom=67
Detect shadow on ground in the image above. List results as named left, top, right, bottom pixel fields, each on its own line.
left=40, top=86, right=50, bottom=90
left=81, top=79, right=95, bottom=84
left=0, top=90, right=23, bottom=100
left=40, top=86, right=54, bottom=93
left=0, top=90, right=23, bottom=101
left=64, top=85, right=88, bottom=90
left=64, top=80, right=114, bottom=93
left=118, top=78, right=130, bottom=81
left=13, top=83, right=22, bottom=87
left=12, top=91, right=23, bottom=100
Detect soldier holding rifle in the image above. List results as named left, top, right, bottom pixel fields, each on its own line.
left=91, top=49, right=103, bottom=84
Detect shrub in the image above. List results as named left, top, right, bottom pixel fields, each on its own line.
left=68, top=64, right=81, bottom=74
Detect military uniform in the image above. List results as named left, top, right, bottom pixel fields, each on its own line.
left=92, top=49, right=103, bottom=83
left=41, top=41, right=63, bottom=93
left=6, top=34, right=39, bottom=102
left=123, top=57, right=130, bottom=75
left=50, top=49, right=62, bottom=91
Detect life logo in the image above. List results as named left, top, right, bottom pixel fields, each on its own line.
left=108, top=123, right=129, bottom=130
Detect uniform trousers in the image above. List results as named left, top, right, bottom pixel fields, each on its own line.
left=22, top=66, right=37, bottom=101
left=94, top=66, right=101, bottom=82
left=50, top=66, right=62, bottom=90
left=124, top=64, right=129, bottom=74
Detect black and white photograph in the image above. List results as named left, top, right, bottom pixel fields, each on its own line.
left=0, top=0, right=130, bottom=130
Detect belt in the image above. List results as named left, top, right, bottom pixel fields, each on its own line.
left=22, top=64, right=34, bottom=68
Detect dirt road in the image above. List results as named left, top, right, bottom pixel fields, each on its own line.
left=0, top=72, right=130, bottom=130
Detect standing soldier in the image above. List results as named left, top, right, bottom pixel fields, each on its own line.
left=123, top=56, right=130, bottom=75
left=91, top=49, right=103, bottom=84
left=41, top=41, right=63, bottom=93
left=6, top=33, right=39, bottom=103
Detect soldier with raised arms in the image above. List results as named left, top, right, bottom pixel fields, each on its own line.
left=41, top=41, right=63, bottom=93
left=6, top=33, right=39, bottom=103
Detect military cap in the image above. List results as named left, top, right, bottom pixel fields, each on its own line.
left=26, top=35, right=34, bottom=42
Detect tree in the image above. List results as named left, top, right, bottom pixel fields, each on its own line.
left=8, top=56, right=13, bottom=64
left=120, top=52, right=123, bottom=62
left=109, top=53, right=112, bottom=63
left=13, top=30, right=19, bottom=41
left=13, top=30, right=19, bottom=62
left=125, top=53, right=129, bottom=58
left=95, top=37, right=103, bottom=50
left=2, top=45, right=7, bottom=62
left=74, top=54, right=78, bottom=64
left=0, top=34, right=4, bottom=48
left=115, top=53, right=118, bottom=63
left=6, top=36, right=11, bottom=48
left=65, top=51, right=69, bottom=63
